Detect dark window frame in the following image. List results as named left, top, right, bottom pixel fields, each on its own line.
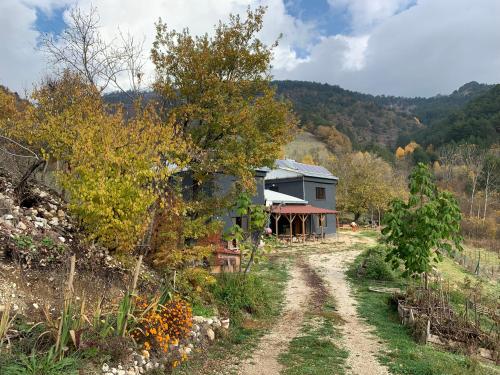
left=315, top=187, right=326, bottom=200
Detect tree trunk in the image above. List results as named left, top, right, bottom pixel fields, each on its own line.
left=483, top=173, right=490, bottom=220
left=354, top=212, right=361, bottom=222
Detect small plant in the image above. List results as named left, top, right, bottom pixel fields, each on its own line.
left=40, top=236, right=54, bottom=248
left=3, top=349, right=78, bottom=375
left=13, top=235, right=36, bottom=251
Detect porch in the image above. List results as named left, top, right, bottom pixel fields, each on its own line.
left=270, top=204, right=338, bottom=243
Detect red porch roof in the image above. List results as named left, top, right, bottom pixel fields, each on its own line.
left=271, top=204, right=338, bottom=215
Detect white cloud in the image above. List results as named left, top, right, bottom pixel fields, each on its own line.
left=1, top=0, right=499, bottom=96
left=328, top=0, right=415, bottom=31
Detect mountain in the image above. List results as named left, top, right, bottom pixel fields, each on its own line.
left=409, top=84, right=500, bottom=147
left=273, top=80, right=493, bottom=150
left=101, top=80, right=497, bottom=153
left=273, top=80, right=421, bottom=148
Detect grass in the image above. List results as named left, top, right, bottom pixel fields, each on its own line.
left=348, top=250, right=499, bottom=375
left=279, top=298, right=348, bottom=375
left=173, top=258, right=289, bottom=374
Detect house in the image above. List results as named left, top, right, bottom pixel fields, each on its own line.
left=264, top=159, right=338, bottom=239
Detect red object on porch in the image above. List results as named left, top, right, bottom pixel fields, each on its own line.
left=270, top=204, right=338, bottom=215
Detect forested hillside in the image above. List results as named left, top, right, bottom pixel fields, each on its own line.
left=408, top=84, right=500, bottom=147
left=273, top=80, right=493, bottom=151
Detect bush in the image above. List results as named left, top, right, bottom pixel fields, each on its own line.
left=353, top=246, right=396, bottom=281
left=176, top=268, right=217, bottom=305
left=133, top=297, right=192, bottom=353
left=210, top=272, right=273, bottom=323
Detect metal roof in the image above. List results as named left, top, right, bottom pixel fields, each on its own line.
left=266, top=159, right=338, bottom=180
left=264, top=169, right=302, bottom=180
left=264, top=189, right=308, bottom=205
left=271, top=204, right=338, bottom=215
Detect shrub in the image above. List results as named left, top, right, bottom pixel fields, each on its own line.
left=210, top=272, right=272, bottom=323
left=175, top=267, right=217, bottom=305
left=133, top=297, right=192, bottom=353
left=2, top=350, right=78, bottom=375
left=355, top=246, right=396, bottom=281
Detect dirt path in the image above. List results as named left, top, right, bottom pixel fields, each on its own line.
left=309, top=250, right=390, bottom=375
left=239, top=264, right=311, bottom=375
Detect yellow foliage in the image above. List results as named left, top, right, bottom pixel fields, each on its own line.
left=395, top=146, right=405, bottom=159
left=6, top=72, right=188, bottom=253
left=404, top=141, right=419, bottom=154
left=301, top=154, right=315, bottom=165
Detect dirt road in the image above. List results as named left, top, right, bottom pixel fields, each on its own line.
left=242, top=232, right=389, bottom=375
left=309, top=249, right=390, bottom=375
left=239, top=264, right=312, bottom=375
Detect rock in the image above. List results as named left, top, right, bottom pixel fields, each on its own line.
left=111, top=368, right=118, bottom=374
left=141, top=350, right=150, bottom=360
left=126, top=369, right=135, bottom=375
left=221, top=318, right=230, bottom=329
left=184, top=347, right=192, bottom=355
left=193, top=315, right=205, bottom=324
left=57, top=209, right=65, bottom=218
left=117, top=370, right=125, bottom=375
left=102, top=364, right=110, bottom=372
left=33, top=303, right=39, bottom=309
left=3, top=214, right=14, bottom=220
left=16, top=221, right=27, bottom=230
left=205, top=327, right=215, bottom=341
left=58, top=236, right=66, bottom=243
left=206, top=318, right=213, bottom=325
left=192, top=324, right=200, bottom=332
left=48, top=218, right=59, bottom=226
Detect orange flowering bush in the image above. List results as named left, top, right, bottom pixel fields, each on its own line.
left=133, top=296, right=193, bottom=354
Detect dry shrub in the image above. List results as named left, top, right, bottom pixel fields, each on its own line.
left=461, top=217, right=497, bottom=241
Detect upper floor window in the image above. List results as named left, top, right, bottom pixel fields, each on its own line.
left=316, top=187, right=326, bottom=200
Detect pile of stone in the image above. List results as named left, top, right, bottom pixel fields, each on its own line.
left=101, top=316, right=230, bottom=374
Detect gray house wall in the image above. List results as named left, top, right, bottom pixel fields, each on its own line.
left=265, top=176, right=337, bottom=236
left=303, top=178, right=337, bottom=236
left=183, top=170, right=266, bottom=233
left=265, top=178, right=304, bottom=199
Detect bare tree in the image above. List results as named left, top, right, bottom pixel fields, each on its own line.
left=439, top=144, right=459, bottom=183
left=459, top=144, right=485, bottom=217
left=481, top=149, right=499, bottom=220
left=40, top=6, right=145, bottom=95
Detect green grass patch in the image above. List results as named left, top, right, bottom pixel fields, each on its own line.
left=348, top=251, right=499, bottom=375
left=279, top=297, right=348, bottom=375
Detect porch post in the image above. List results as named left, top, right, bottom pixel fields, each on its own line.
left=320, top=214, right=325, bottom=239
left=299, top=214, right=307, bottom=242
left=286, top=214, right=296, bottom=243
left=273, top=213, right=281, bottom=237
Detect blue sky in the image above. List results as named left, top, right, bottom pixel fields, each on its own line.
left=2, top=0, right=500, bottom=97
left=34, top=6, right=67, bottom=36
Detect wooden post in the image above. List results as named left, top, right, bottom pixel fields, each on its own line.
left=320, top=214, right=325, bottom=239
left=286, top=214, right=296, bottom=243
left=299, top=214, right=307, bottom=242
left=273, top=213, right=281, bottom=238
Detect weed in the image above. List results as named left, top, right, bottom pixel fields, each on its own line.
left=2, top=349, right=79, bottom=375
left=13, top=235, right=36, bottom=251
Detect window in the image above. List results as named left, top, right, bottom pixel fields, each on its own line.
left=269, top=184, right=279, bottom=192
left=316, top=187, right=326, bottom=200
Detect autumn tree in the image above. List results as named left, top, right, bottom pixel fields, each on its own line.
left=333, top=152, right=405, bottom=221
left=151, top=6, right=295, bottom=200
left=7, top=72, right=187, bottom=252
left=382, top=163, right=462, bottom=287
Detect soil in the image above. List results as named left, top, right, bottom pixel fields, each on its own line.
left=239, top=263, right=312, bottom=375
left=308, top=247, right=390, bottom=375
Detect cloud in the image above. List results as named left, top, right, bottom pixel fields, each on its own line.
left=328, top=0, right=415, bottom=32
left=278, top=0, right=500, bottom=96
left=1, top=0, right=499, bottom=97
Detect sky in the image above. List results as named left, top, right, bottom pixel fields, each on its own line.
left=1, top=0, right=500, bottom=97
